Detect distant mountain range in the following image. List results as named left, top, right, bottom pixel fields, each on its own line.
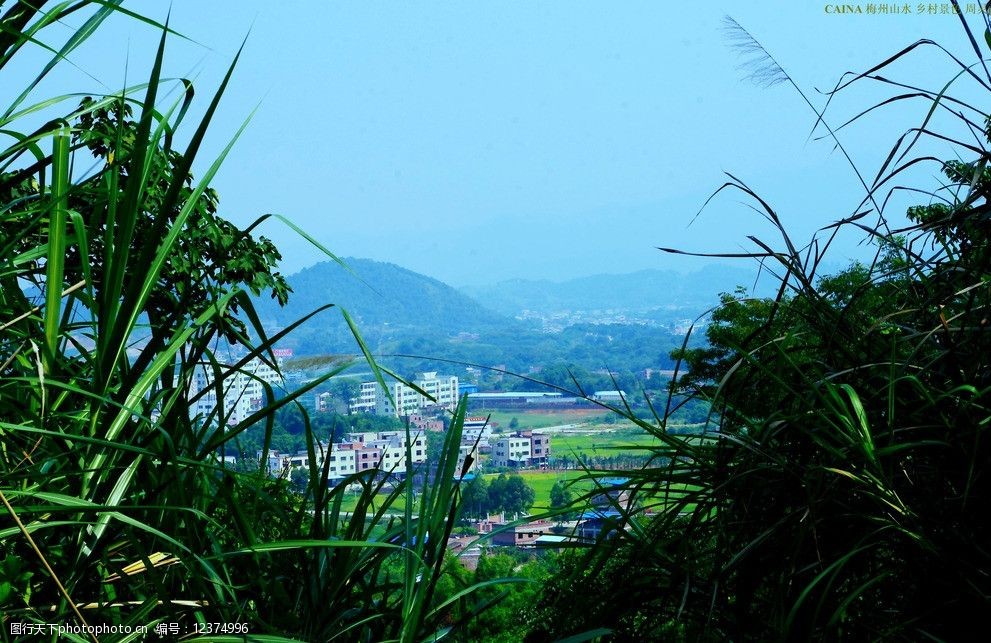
left=461, top=263, right=772, bottom=317
left=250, top=258, right=763, bottom=374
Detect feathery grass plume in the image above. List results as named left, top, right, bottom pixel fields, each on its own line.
left=721, top=15, right=902, bottom=278
left=722, top=16, right=790, bottom=88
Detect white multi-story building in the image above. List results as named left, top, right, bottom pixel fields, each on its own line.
left=350, top=372, right=459, bottom=418
left=461, top=416, right=494, bottom=448
left=263, top=431, right=428, bottom=484
left=492, top=431, right=551, bottom=467
left=374, top=382, right=425, bottom=417
left=416, top=372, right=459, bottom=411
left=492, top=435, right=533, bottom=467
left=326, top=443, right=358, bottom=478
left=347, top=430, right=428, bottom=476
left=350, top=381, right=378, bottom=414
left=456, top=443, right=480, bottom=476
left=189, top=357, right=283, bottom=426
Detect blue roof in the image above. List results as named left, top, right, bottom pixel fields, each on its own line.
left=578, top=509, right=623, bottom=521
left=598, top=477, right=629, bottom=487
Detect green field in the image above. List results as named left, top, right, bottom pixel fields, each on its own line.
left=478, top=408, right=683, bottom=434
left=481, top=409, right=611, bottom=431
left=552, top=427, right=661, bottom=458
left=482, top=470, right=593, bottom=510
left=333, top=488, right=414, bottom=514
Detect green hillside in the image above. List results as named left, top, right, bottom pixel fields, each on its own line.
left=251, top=258, right=692, bottom=378
left=255, top=257, right=507, bottom=333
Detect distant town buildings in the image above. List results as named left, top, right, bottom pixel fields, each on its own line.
left=592, top=390, right=627, bottom=404
left=349, top=372, right=459, bottom=417
left=491, top=519, right=558, bottom=547
left=262, top=429, right=428, bottom=484
left=466, top=391, right=589, bottom=410
left=350, top=381, right=378, bottom=414
left=189, top=356, right=284, bottom=426
left=408, top=414, right=445, bottom=432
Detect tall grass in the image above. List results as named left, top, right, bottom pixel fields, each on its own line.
left=0, top=3, right=497, bottom=640
left=531, top=9, right=991, bottom=641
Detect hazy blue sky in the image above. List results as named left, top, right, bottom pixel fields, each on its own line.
left=9, top=2, right=978, bottom=285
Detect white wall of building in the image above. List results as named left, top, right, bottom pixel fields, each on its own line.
left=350, top=373, right=459, bottom=417
left=189, top=357, right=283, bottom=426
left=493, top=436, right=532, bottom=467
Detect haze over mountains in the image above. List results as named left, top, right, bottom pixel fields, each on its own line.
left=250, top=257, right=765, bottom=376
left=461, top=263, right=771, bottom=318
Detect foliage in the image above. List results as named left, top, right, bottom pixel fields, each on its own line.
left=528, top=546, right=683, bottom=642
left=0, top=4, right=502, bottom=640
left=456, top=473, right=536, bottom=520
left=459, top=475, right=491, bottom=520
left=434, top=553, right=554, bottom=643
left=487, top=474, right=537, bottom=518
left=230, top=407, right=404, bottom=456
left=548, top=481, right=573, bottom=515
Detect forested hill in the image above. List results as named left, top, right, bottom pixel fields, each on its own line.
left=252, top=258, right=512, bottom=347
left=461, top=263, right=772, bottom=316
left=250, top=258, right=692, bottom=375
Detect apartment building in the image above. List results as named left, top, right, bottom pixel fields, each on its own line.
left=326, top=442, right=358, bottom=478
left=350, top=381, right=378, bottom=414
left=261, top=430, right=428, bottom=484
left=346, top=430, right=428, bottom=476
left=492, top=431, right=551, bottom=468
left=408, top=414, right=445, bottom=431
left=461, top=416, right=494, bottom=449
left=530, top=432, right=552, bottom=466
left=492, top=435, right=532, bottom=468
left=189, top=357, right=283, bottom=426
left=415, top=372, right=459, bottom=411
left=492, top=520, right=557, bottom=547
left=374, top=382, right=425, bottom=417
left=349, top=372, right=459, bottom=418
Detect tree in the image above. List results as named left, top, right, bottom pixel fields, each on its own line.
left=459, top=475, right=490, bottom=519
left=487, top=474, right=508, bottom=515
left=3, top=98, right=290, bottom=351
left=490, top=474, right=535, bottom=518
left=432, top=553, right=553, bottom=643
left=426, top=429, right=447, bottom=466
left=0, top=8, right=302, bottom=628
left=327, top=378, right=361, bottom=411
left=549, top=480, right=573, bottom=519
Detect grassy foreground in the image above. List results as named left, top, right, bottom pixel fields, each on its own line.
left=0, top=5, right=505, bottom=640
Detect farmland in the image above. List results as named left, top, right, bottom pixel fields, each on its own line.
left=481, top=408, right=612, bottom=431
